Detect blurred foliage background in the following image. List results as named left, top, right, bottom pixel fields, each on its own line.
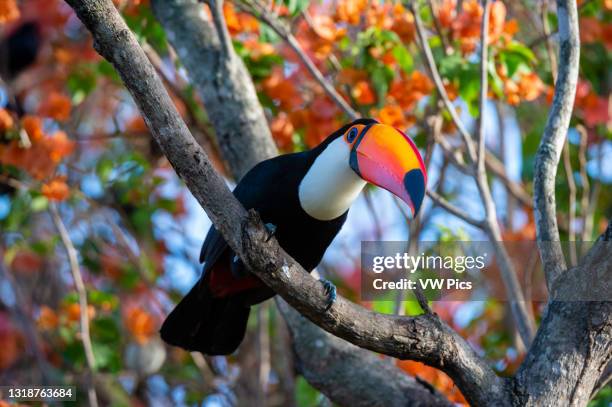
left=0, top=0, right=610, bottom=405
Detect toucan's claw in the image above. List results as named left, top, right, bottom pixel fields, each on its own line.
left=264, top=223, right=277, bottom=242
left=319, top=279, right=337, bottom=311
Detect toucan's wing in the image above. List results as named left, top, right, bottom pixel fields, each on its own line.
left=197, top=158, right=284, bottom=277
left=199, top=225, right=227, bottom=268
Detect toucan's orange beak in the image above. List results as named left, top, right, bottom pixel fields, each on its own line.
left=349, top=123, right=427, bottom=217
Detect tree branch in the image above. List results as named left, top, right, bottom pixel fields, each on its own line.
left=533, top=0, right=579, bottom=290
left=476, top=0, right=490, bottom=175
left=409, top=1, right=477, bottom=163
left=513, top=221, right=612, bottom=406
left=411, top=0, right=536, bottom=347
left=276, top=298, right=453, bottom=407
left=426, top=190, right=485, bottom=229
left=65, top=1, right=508, bottom=405
left=239, top=0, right=360, bottom=120
left=151, top=0, right=277, bottom=180
left=50, top=204, right=99, bottom=407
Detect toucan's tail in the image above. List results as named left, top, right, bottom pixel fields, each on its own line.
left=160, top=283, right=250, bottom=355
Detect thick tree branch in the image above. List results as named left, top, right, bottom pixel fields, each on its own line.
left=65, top=1, right=508, bottom=405
left=533, top=0, right=579, bottom=290
left=514, top=221, right=612, bottom=406
left=151, top=0, right=277, bottom=180
left=276, top=298, right=453, bottom=407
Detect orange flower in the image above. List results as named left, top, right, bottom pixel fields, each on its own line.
left=352, top=80, right=376, bottom=105
left=39, top=92, right=72, bottom=121
left=517, top=72, right=544, bottom=102
left=311, top=15, right=346, bottom=42
left=451, top=0, right=517, bottom=53
left=335, top=0, right=367, bottom=24
left=0, top=0, right=19, bottom=23
left=270, top=112, right=295, bottom=151
left=54, top=47, right=76, bottom=65
left=444, top=81, right=459, bottom=101
left=437, top=0, right=456, bottom=28
left=389, top=71, right=433, bottom=110
left=503, top=19, right=519, bottom=37
left=63, top=303, right=96, bottom=323
left=22, top=115, right=45, bottom=141
left=244, top=39, right=275, bottom=60
left=41, top=177, right=70, bottom=202
left=223, top=3, right=259, bottom=35
left=397, top=360, right=467, bottom=404
left=37, top=306, right=59, bottom=331
left=0, top=109, right=14, bottom=133
left=262, top=68, right=302, bottom=109
left=378, top=105, right=408, bottom=128
left=46, top=131, right=75, bottom=162
left=504, top=79, right=520, bottom=106
left=454, top=0, right=483, bottom=40
left=125, top=306, right=156, bottom=344
left=488, top=1, right=506, bottom=43
left=580, top=93, right=610, bottom=127
left=391, top=4, right=415, bottom=43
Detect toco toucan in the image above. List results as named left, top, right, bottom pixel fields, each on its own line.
left=160, top=118, right=427, bottom=355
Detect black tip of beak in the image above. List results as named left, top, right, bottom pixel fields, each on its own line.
left=404, top=169, right=425, bottom=216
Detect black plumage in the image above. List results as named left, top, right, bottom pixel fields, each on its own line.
left=161, top=118, right=378, bottom=355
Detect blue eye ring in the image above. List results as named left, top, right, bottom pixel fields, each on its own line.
left=347, top=127, right=359, bottom=143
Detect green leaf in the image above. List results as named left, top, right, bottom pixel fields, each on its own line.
left=457, top=64, right=481, bottom=117
left=438, top=53, right=464, bottom=78
left=30, top=196, right=48, bottom=212
left=392, top=45, right=414, bottom=73
left=96, top=158, right=114, bottom=183
left=296, top=377, right=324, bottom=407
left=372, top=300, right=396, bottom=314
left=371, top=67, right=389, bottom=106
left=67, top=65, right=98, bottom=100
left=488, top=60, right=504, bottom=99
left=259, top=23, right=280, bottom=43
left=285, top=0, right=309, bottom=16
left=503, top=41, right=537, bottom=63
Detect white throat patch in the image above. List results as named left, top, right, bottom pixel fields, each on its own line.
left=298, top=137, right=366, bottom=221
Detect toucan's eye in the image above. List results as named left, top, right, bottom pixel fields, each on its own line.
left=347, top=127, right=359, bottom=143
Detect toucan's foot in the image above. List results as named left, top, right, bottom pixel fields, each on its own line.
left=264, top=223, right=277, bottom=242
left=320, top=279, right=337, bottom=311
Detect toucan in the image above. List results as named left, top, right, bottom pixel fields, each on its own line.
left=160, top=118, right=427, bottom=355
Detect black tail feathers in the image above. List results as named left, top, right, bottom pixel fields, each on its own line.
left=160, top=283, right=250, bottom=356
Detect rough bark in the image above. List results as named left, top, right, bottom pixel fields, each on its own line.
left=533, top=0, right=580, bottom=290
left=513, top=223, right=612, bottom=406
left=151, top=0, right=277, bottom=180
left=276, top=298, right=453, bottom=407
